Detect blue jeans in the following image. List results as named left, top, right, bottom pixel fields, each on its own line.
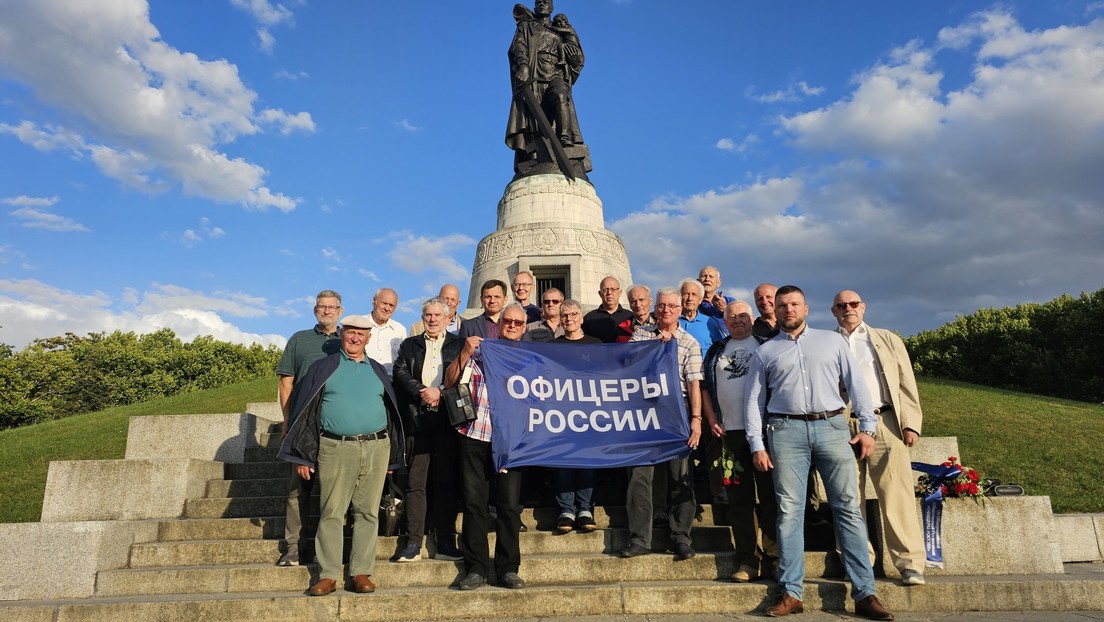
left=767, top=414, right=875, bottom=601
left=553, top=467, right=595, bottom=519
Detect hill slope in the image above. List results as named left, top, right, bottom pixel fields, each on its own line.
left=1, top=376, right=1101, bottom=523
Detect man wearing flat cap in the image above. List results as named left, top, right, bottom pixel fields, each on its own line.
left=279, top=315, right=406, bottom=596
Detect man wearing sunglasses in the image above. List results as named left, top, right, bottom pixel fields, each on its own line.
left=526, top=288, right=565, bottom=342
left=832, top=290, right=926, bottom=588
left=445, top=303, right=530, bottom=591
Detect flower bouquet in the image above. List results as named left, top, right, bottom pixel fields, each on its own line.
left=713, top=443, right=744, bottom=487
left=915, top=455, right=983, bottom=499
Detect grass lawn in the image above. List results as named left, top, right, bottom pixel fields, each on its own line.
left=1, top=376, right=1102, bottom=523
left=0, top=377, right=276, bottom=523
left=919, top=377, right=1104, bottom=513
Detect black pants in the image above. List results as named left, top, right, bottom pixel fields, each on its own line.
left=404, top=425, right=459, bottom=547
left=458, top=434, right=522, bottom=578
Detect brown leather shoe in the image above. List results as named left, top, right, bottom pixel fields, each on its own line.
left=308, top=578, right=336, bottom=596
left=855, top=595, right=894, bottom=620
left=765, top=593, right=804, bottom=616
left=352, top=574, right=376, bottom=593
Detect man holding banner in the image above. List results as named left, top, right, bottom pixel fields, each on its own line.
left=444, top=303, right=529, bottom=591
left=621, top=287, right=703, bottom=561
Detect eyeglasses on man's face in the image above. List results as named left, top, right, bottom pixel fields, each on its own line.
left=542, top=298, right=563, bottom=305
left=500, top=318, right=526, bottom=327
left=833, top=301, right=862, bottom=310
left=315, top=305, right=341, bottom=312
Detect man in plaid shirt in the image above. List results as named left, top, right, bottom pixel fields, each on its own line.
left=620, top=286, right=704, bottom=562
left=444, top=303, right=529, bottom=591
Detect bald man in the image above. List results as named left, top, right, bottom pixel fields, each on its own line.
left=832, top=290, right=926, bottom=587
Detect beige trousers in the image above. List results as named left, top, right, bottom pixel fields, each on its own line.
left=851, top=408, right=926, bottom=575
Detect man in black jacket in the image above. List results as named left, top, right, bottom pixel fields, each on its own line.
left=391, top=298, right=464, bottom=562
left=279, top=315, right=406, bottom=596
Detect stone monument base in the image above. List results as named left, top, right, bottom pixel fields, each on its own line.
left=466, top=174, right=632, bottom=312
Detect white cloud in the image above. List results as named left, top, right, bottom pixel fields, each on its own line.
left=715, top=134, right=759, bottom=153
left=395, top=119, right=423, bottom=132
left=0, top=1, right=306, bottom=211
left=258, top=108, right=316, bottom=135
left=749, top=80, right=825, bottom=103
left=386, top=231, right=473, bottom=285
left=230, top=0, right=293, bottom=27
left=178, top=217, right=226, bottom=246
left=257, top=28, right=276, bottom=54
left=0, top=279, right=285, bottom=349
left=11, top=207, right=90, bottom=233
left=2, top=195, right=59, bottom=207
left=615, top=10, right=1104, bottom=336
left=229, top=0, right=294, bottom=53
left=274, top=69, right=309, bottom=81
left=321, top=247, right=340, bottom=261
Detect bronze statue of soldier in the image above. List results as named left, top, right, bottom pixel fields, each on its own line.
left=506, top=0, right=592, bottom=181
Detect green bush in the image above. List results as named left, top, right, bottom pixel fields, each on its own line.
left=906, top=289, right=1104, bottom=403
left=0, top=329, right=281, bottom=430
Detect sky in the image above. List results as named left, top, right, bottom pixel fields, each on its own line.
left=1, top=0, right=1102, bottom=350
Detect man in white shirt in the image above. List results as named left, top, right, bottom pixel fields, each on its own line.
left=701, top=300, right=777, bottom=583
left=364, top=287, right=407, bottom=376
left=832, top=290, right=926, bottom=587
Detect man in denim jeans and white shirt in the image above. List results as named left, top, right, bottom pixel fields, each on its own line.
left=745, top=285, right=894, bottom=621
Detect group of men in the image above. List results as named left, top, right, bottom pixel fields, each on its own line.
left=274, top=268, right=927, bottom=621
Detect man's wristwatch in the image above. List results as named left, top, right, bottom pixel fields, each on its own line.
left=859, top=430, right=878, bottom=441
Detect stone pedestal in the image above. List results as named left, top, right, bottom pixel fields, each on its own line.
left=466, top=174, right=632, bottom=312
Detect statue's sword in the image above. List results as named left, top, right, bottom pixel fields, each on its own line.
left=516, top=85, right=576, bottom=182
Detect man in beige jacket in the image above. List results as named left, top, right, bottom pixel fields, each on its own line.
left=832, top=290, right=926, bottom=587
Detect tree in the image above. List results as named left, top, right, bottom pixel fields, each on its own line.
left=906, top=288, right=1103, bottom=402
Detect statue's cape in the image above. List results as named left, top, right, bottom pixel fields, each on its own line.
left=513, top=4, right=534, bottom=24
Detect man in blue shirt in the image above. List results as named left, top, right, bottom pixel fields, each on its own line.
left=678, top=278, right=727, bottom=352
left=745, top=285, right=893, bottom=621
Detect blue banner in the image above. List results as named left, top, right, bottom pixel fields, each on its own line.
left=478, top=339, right=691, bottom=471
left=912, top=461, right=962, bottom=569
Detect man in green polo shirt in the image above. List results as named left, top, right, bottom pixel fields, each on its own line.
left=280, top=314, right=406, bottom=596
left=275, top=290, right=343, bottom=567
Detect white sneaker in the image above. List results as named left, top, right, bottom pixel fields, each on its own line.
left=901, top=569, right=926, bottom=585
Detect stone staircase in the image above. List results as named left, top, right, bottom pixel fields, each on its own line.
left=2, top=404, right=1104, bottom=621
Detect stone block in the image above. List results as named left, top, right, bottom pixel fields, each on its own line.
left=0, top=520, right=157, bottom=600
left=918, top=495, right=1063, bottom=575
left=125, top=413, right=266, bottom=463
left=1054, top=513, right=1104, bottom=562
left=40, top=459, right=224, bottom=522
left=246, top=401, right=282, bottom=423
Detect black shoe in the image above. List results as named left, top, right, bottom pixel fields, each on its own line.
left=619, top=542, right=652, bottom=558
left=575, top=514, right=597, bottom=533
left=673, top=542, right=696, bottom=561
left=500, top=571, right=526, bottom=589
left=456, top=573, right=486, bottom=591
left=556, top=515, right=574, bottom=533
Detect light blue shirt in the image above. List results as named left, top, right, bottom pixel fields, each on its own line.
left=744, top=326, right=875, bottom=453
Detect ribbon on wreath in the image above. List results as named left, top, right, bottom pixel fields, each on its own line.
left=911, top=461, right=962, bottom=568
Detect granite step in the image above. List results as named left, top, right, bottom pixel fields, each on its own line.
left=128, top=526, right=743, bottom=568
left=101, top=551, right=840, bottom=597
left=182, top=495, right=727, bottom=531
left=9, top=571, right=1104, bottom=622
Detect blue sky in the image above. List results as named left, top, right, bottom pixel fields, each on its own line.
left=1, top=1, right=1102, bottom=349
